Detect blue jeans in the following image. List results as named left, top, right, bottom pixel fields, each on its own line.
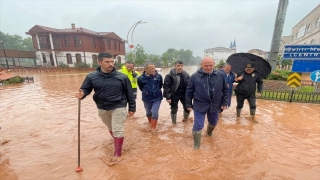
left=143, top=101, right=161, bottom=120
left=193, top=110, right=219, bottom=131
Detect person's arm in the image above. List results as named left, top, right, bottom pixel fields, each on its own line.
left=185, top=75, right=195, bottom=111
left=77, top=75, right=93, bottom=99
left=124, top=77, right=136, bottom=113
left=221, top=75, right=228, bottom=107
left=163, top=74, right=172, bottom=100
left=137, top=76, right=143, bottom=91
left=256, top=74, right=263, bottom=93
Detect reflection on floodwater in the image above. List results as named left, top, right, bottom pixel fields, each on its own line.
left=0, top=66, right=319, bottom=179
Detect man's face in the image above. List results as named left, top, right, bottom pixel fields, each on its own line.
left=126, top=63, right=134, bottom=72
left=145, top=64, right=155, bottom=75
left=223, top=65, right=231, bottom=74
left=201, top=58, right=215, bottom=74
left=245, top=68, right=254, bottom=74
left=174, top=63, right=183, bottom=73
left=98, top=58, right=114, bottom=72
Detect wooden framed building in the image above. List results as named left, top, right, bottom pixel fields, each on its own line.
left=26, top=23, right=126, bottom=67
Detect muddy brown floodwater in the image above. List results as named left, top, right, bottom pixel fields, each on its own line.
left=0, top=66, right=319, bottom=180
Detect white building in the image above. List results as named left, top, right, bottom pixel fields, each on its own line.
left=204, top=40, right=237, bottom=64
left=283, top=4, right=320, bottom=47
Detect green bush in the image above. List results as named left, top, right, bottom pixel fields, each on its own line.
left=58, top=62, right=69, bottom=68
left=92, top=62, right=99, bottom=68
left=2, top=80, right=9, bottom=85
left=74, top=62, right=90, bottom=68
left=8, top=77, right=24, bottom=84
left=297, top=86, right=314, bottom=92
left=266, top=70, right=290, bottom=81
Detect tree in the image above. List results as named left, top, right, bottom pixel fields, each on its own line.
left=0, top=31, right=33, bottom=51
left=126, top=44, right=147, bottom=66
left=216, top=60, right=225, bottom=68
left=146, top=53, right=161, bottom=67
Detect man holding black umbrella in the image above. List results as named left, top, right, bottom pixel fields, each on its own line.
left=234, top=63, right=263, bottom=122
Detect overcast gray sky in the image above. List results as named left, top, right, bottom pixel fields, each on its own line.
left=0, top=0, right=319, bottom=57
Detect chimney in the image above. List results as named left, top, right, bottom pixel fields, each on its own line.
left=71, top=23, right=75, bottom=29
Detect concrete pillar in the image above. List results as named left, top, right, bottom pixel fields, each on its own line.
left=36, top=34, right=43, bottom=65
left=49, top=33, right=57, bottom=66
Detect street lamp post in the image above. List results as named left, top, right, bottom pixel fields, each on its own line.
left=126, top=20, right=147, bottom=62
left=0, top=41, right=9, bottom=69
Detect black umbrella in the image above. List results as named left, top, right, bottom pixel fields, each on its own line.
left=226, top=53, right=272, bottom=79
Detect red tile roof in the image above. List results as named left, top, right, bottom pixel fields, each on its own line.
left=27, top=25, right=113, bottom=36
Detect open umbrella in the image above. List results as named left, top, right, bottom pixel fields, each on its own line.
left=226, top=53, right=272, bottom=79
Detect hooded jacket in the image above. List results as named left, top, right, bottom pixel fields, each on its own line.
left=163, top=68, right=190, bottom=100
left=80, top=66, right=136, bottom=112
left=185, top=69, right=228, bottom=113
left=137, top=71, right=163, bottom=103
left=118, top=65, right=141, bottom=89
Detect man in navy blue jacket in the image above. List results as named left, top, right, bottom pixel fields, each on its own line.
left=186, top=56, right=228, bottom=150
left=138, top=63, right=163, bottom=134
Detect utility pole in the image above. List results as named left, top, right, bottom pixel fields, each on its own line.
left=268, top=0, right=289, bottom=71
left=1, top=41, right=9, bottom=69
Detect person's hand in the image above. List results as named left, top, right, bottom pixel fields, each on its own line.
left=75, top=89, right=84, bottom=99
left=166, top=99, right=171, bottom=103
left=132, top=71, right=138, bottom=78
left=187, top=108, right=193, bottom=111
left=128, top=111, right=135, bottom=116
left=237, top=75, right=243, bottom=81
left=256, top=93, right=261, bottom=97
left=221, top=106, right=227, bottom=110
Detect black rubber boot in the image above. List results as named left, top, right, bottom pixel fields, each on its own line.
left=192, top=131, right=201, bottom=150
left=250, top=109, right=256, bottom=117
left=236, top=108, right=242, bottom=117
left=171, top=114, right=177, bottom=124
left=183, top=111, right=189, bottom=120
left=206, top=125, right=215, bottom=136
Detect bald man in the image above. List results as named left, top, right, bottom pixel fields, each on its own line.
left=185, top=56, right=228, bottom=150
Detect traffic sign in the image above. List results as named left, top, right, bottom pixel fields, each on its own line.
left=287, top=72, right=302, bottom=88
left=291, top=60, right=320, bottom=72
left=283, top=44, right=320, bottom=60
left=310, top=70, right=320, bottom=82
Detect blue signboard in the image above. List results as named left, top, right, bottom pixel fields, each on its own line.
left=310, top=70, right=320, bottom=82
left=292, top=60, right=320, bottom=72
left=283, top=44, right=320, bottom=60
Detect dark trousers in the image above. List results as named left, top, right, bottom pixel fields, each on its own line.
left=193, top=110, right=219, bottom=131
left=170, top=96, right=189, bottom=114
left=133, top=88, right=137, bottom=99
left=235, top=91, right=257, bottom=109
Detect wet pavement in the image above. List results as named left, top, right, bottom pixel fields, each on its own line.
left=0, top=66, right=319, bottom=180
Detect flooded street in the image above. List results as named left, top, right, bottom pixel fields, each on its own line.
left=0, top=66, right=319, bottom=180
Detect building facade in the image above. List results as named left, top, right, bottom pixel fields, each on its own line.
left=247, top=49, right=267, bottom=59
left=283, top=4, right=320, bottom=48
left=204, top=40, right=236, bottom=64
left=26, top=24, right=126, bottom=67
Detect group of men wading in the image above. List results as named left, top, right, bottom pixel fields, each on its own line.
left=75, top=52, right=263, bottom=165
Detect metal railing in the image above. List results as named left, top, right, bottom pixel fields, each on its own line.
left=258, top=90, right=320, bottom=103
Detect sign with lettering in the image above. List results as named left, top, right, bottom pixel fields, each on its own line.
left=292, top=60, right=320, bottom=72
left=287, top=72, right=302, bottom=88
left=310, top=70, right=320, bottom=82
left=283, top=45, right=320, bottom=60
